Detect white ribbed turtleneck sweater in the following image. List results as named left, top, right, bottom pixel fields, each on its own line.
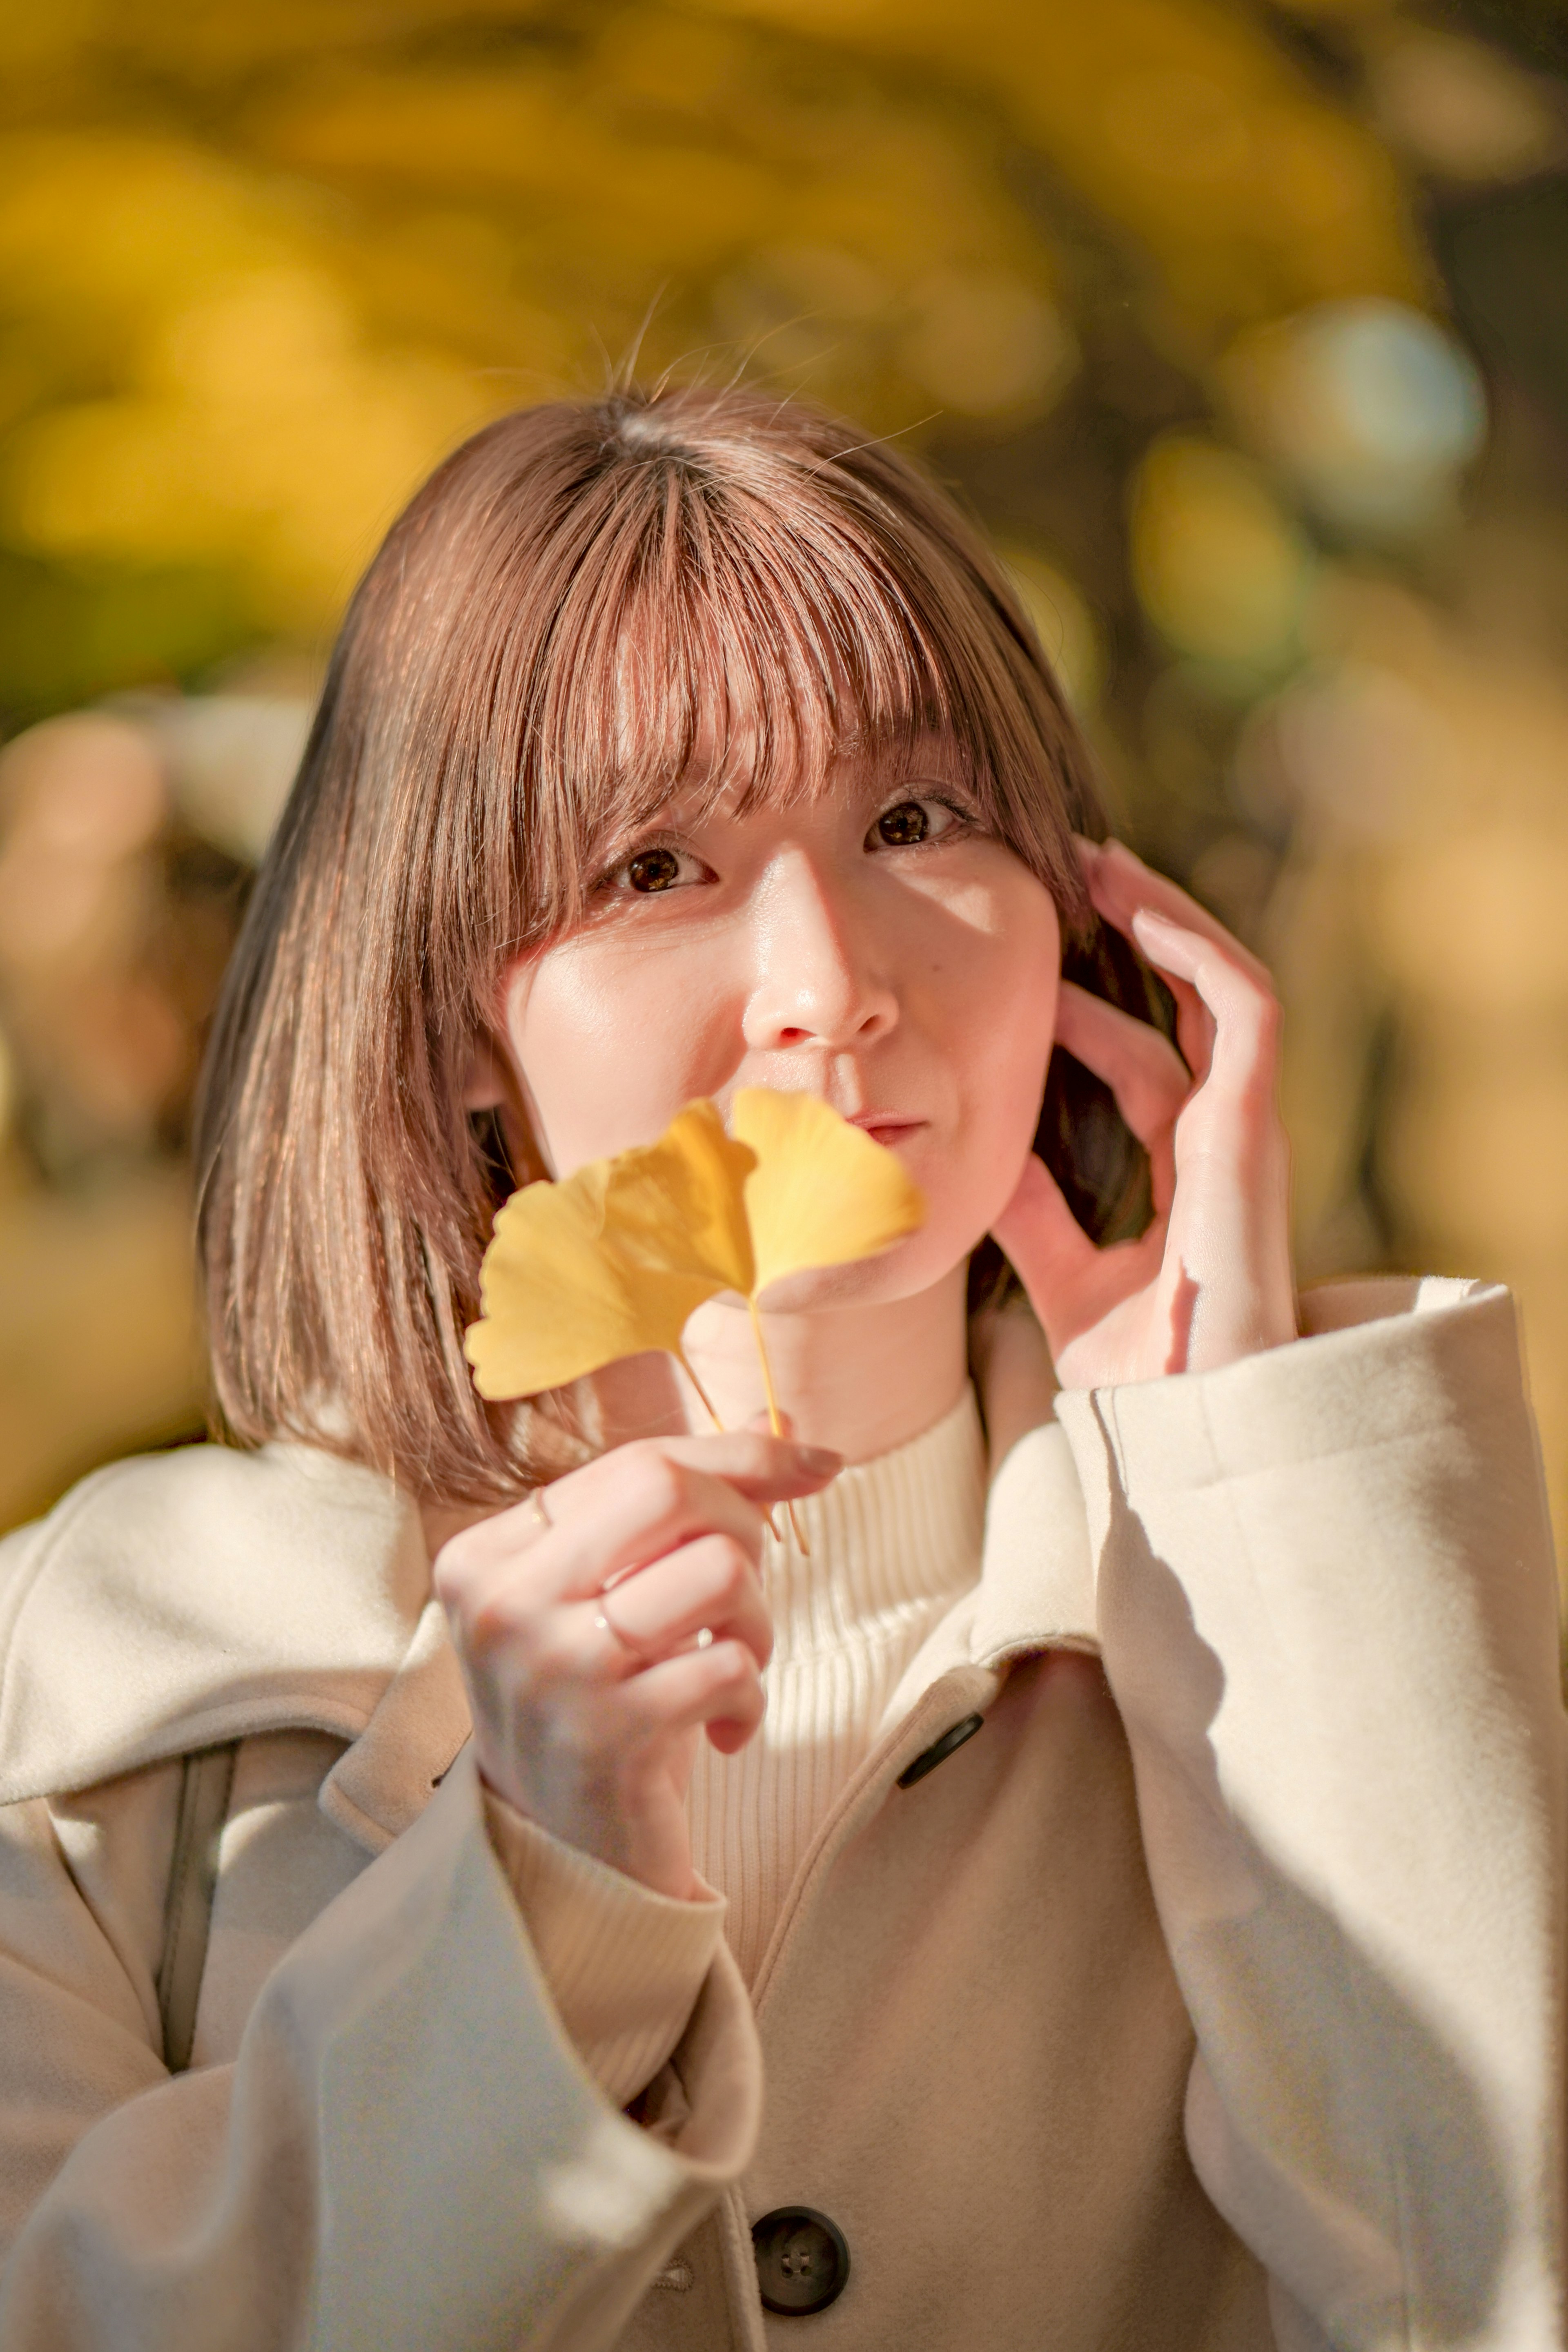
left=687, top=1382, right=986, bottom=1982
left=487, top=1385, right=988, bottom=2102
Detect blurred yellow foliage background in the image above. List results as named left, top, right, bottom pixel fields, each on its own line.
left=2, top=0, right=1568, bottom=1594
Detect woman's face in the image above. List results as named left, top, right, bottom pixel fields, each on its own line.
left=496, top=740, right=1062, bottom=1308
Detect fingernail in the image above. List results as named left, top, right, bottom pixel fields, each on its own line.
left=797, top=1445, right=842, bottom=1475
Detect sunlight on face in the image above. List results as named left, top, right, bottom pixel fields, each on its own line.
left=497, top=741, right=1062, bottom=1307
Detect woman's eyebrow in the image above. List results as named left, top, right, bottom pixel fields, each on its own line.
left=595, top=791, right=708, bottom=845
left=866, top=760, right=974, bottom=796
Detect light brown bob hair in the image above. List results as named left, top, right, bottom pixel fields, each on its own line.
left=195, top=383, right=1165, bottom=1506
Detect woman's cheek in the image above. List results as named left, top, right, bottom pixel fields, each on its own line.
left=951, top=959, right=1060, bottom=1224
left=965, top=907, right=1060, bottom=1118
left=898, top=1037, right=1054, bottom=1279
left=503, top=943, right=737, bottom=1173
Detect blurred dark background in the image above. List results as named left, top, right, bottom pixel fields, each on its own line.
left=3, top=0, right=1568, bottom=1582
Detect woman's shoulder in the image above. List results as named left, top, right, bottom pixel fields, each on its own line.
left=0, top=1440, right=436, bottom=1808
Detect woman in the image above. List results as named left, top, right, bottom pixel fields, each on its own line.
left=0, top=385, right=1561, bottom=2352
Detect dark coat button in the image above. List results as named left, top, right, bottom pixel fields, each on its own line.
left=897, top=1710, right=984, bottom=1788
left=752, top=2207, right=851, bottom=2315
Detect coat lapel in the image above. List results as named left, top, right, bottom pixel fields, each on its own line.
left=876, top=1418, right=1098, bottom=1738
left=319, top=1598, right=471, bottom=1852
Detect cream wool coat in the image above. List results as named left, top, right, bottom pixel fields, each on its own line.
left=0, top=1278, right=1562, bottom=2351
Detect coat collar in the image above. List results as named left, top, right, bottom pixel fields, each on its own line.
left=0, top=1440, right=471, bottom=1842
left=0, top=1309, right=1094, bottom=1847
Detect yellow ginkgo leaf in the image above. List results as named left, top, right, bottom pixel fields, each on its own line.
left=464, top=1090, right=927, bottom=1444
left=465, top=1154, right=724, bottom=1402
left=733, top=1088, right=927, bottom=1299
left=603, top=1099, right=756, bottom=1299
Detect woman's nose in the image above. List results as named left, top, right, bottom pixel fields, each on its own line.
left=741, top=856, right=897, bottom=1054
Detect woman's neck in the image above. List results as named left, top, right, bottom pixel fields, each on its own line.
left=420, top=1264, right=971, bottom=1559
left=593, top=1261, right=971, bottom=1465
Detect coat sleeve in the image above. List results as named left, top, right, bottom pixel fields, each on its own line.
left=1052, top=1278, right=1567, bottom=2352
left=0, top=1745, right=762, bottom=2352
left=485, top=1790, right=729, bottom=2107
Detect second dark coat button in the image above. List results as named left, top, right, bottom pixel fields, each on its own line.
left=752, top=2206, right=851, bottom=2315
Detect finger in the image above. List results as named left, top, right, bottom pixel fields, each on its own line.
left=447, top=1435, right=838, bottom=1604
left=1069, top=840, right=1210, bottom=1081
left=1077, top=837, right=1273, bottom=991
left=617, top=1639, right=768, bottom=1755
left=746, top=1407, right=795, bottom=1436
left=547, top=1431, right=839, bottom=1520
left=991, top=1152, right=1165, bottom=1357
left=446, top=1459, right=770, bottom=1620
left=1076, top=837, right=1266, bottom=1081
left=1129, top=947, right=1215, bottom=1093
left=1130, top=909, right=1280, bottom=1098
left=458, top=1586, right=640, bottom=1704
left=600, top=1534, right=773, bottom=1673
left=1054, top=982, right=1189, bottom=1152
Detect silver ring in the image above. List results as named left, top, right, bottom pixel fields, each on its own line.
left=593, top=1606, right=635, bottom=1658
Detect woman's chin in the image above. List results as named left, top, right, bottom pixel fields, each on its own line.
left=753, top=1235, right=971, bottom=1318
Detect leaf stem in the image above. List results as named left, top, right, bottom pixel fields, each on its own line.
left=680, top=1346, right=782, bottom=1542
left=747, top=1300, right=809, bottom=1556
left=678, top=1352, right=725, bottom=1434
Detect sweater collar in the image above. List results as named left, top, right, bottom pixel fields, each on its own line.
left=0, top=1309, right=1092, bottom=1841
left=758, top=1385, right=988, bottom=1668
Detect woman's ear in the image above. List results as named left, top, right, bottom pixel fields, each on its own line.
left=462, top=1024, right=550, bottom=1187
left=461, top=1034, right=509, bottom=1111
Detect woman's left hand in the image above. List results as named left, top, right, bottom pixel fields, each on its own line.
left=991, top=836, right=1296, bottom=1388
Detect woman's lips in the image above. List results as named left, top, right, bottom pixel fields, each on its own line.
left=845, top=1111, right=926, bottom=1148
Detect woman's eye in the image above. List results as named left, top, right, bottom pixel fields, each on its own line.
left=869, top=797, right=962, bottom=850
left=608, top=843, right=704, bottom=894
left=627, top=847, right=682, bottom=892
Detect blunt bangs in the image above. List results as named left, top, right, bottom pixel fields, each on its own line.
left=421, top=389, right=1095, bottom=957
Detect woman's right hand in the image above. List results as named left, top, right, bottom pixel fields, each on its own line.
left=433, top=1433, right=839, bottom=1900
